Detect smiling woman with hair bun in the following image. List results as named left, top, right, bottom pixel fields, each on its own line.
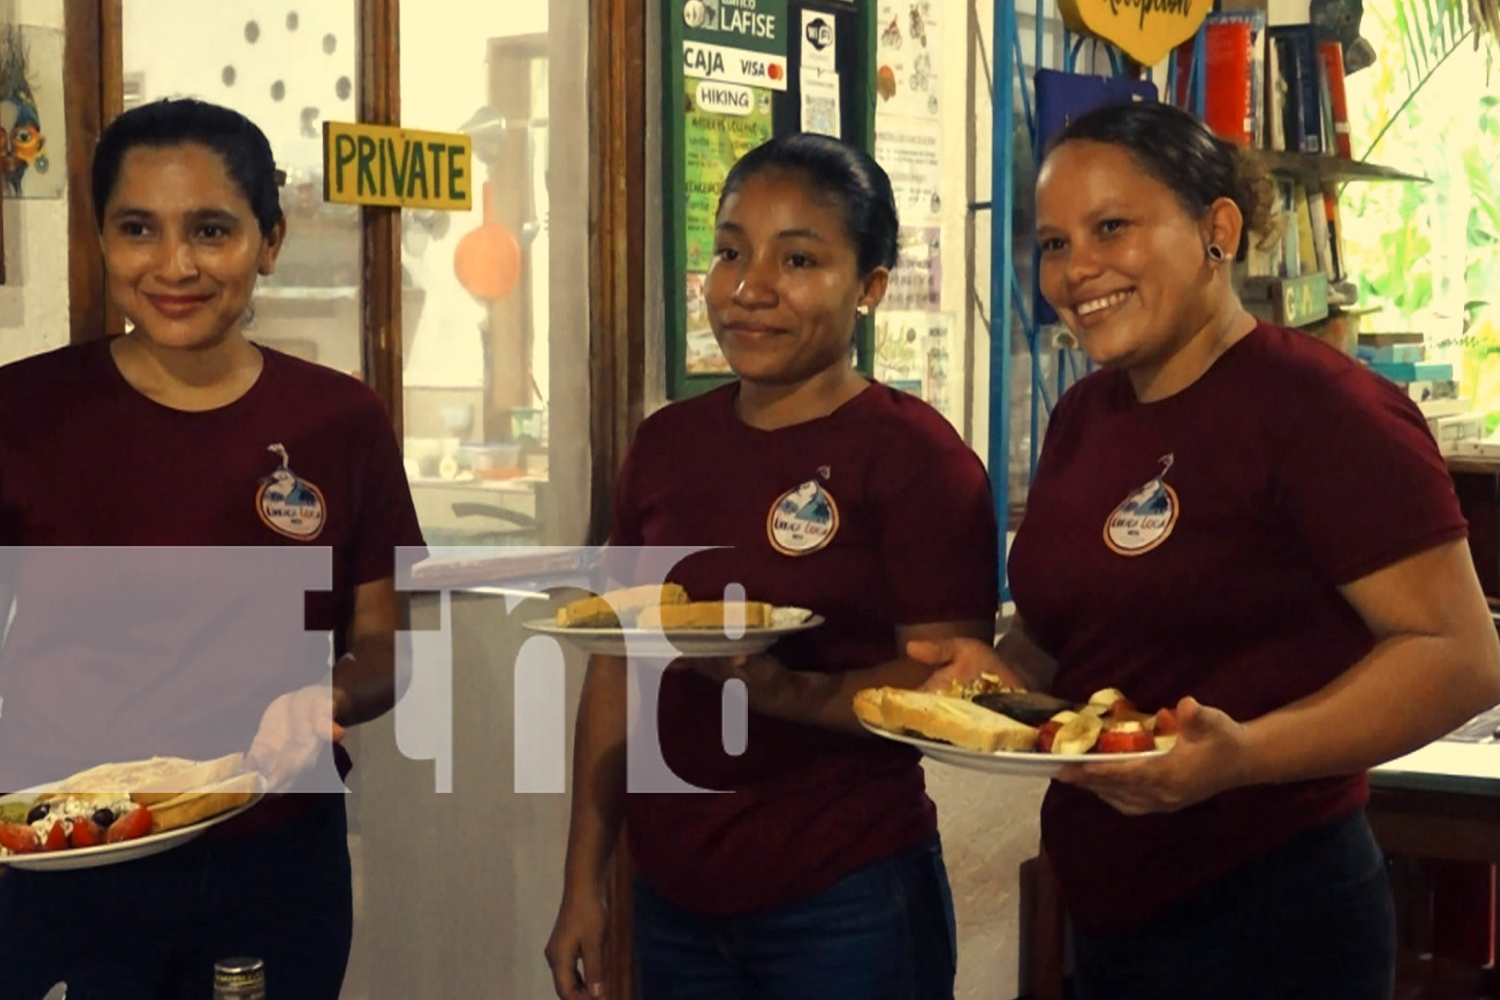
left=910, top=99, right=1500, bottom=1000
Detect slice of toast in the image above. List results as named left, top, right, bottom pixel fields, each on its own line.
left=146, top=771, right=263, bottom=834
left=36, top=755, right=198, bottom=803
left=556, top=583, right=690, bottom=628
left=635, top=601, right=773, bottom=630
left=857, top=686, right=1039, bottom=753
left=130, top=753, right=249, bottom=806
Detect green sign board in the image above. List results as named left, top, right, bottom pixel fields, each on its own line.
left=681, top=0, right=789, bottom=55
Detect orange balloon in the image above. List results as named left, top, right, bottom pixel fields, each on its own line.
left=454, top=220, right=522, bottom=301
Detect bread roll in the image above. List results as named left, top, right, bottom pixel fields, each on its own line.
left=636, top=601, right=773, bottom=630
left=856, top=687, right=1039, bottom=753
left=556, top=583, right=690, bottom=628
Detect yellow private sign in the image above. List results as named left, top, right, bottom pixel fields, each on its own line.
left=1056, top=0, right=1214, bottom=67
left=322, top=121, right=473, bottom=210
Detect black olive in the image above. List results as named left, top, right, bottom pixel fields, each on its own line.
left=25, top=802, right=49, bottom=824
left=92, top=808, right=116, bottom=829
left=973, top=690, right=1077, bottom=726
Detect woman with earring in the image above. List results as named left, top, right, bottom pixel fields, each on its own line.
left=909, top=101, right=1500, bottom=999
left=546, top=133, right=999, bottom=1000
left=0, top=97, right=424, bottom=999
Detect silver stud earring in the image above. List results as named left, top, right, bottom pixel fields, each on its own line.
left=856, top=304, right=871, bottom=317
left=1206, top=243, right=1227, bottom=262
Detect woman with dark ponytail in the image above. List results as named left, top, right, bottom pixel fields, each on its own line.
left=547, top=132, right=998, bottom=1000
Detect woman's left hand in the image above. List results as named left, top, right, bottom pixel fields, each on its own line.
left=1057, top=697, right=1251, bottom=815
left=685, top=653, right=807, bottom=720
left=246, top=684, right=347, bottom=791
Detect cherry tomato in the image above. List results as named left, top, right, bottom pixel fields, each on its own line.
left=0, top=822, right=40, bottom=854
left=1107, top=697, right=1142, bottom=720
left=69, top=817, right=104, bottom=848
left=1153, top=708, right=1180, bottom=735
left=105, top=805, right=153, bottom=844
left=1037, top=720, right=1063, bottom=754
left=1097, top=727, right=1156, bottom=753
left=43, top=820, right=68, bottom=851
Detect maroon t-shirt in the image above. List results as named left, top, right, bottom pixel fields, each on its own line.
left=1009, top=322, right=1467, bottom=934
left=612, top=382, right=999, bottom=914
left=0, top=340, right=425, bottom=794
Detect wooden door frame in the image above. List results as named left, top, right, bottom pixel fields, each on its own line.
left=65, top=0, right=122, bottom=343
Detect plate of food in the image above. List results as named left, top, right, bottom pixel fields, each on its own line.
left=0, top=753, right=266, bottom=871
left=853, top=683, right=1175, bottom=777
left=525, top=583, right=824, bottom=659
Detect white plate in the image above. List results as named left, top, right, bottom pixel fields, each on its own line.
left=0, top=779, right=266, bottom=871
left=523, top=607, right=824, bottom=659
left=860, top=721, right=1169, bottom=777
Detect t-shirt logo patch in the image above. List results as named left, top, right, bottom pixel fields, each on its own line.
left=767, top=478, right=839, bottom=556
left=256, top=443, right=326, bottom=541
left=1104, top=454, right=1178, bottom=556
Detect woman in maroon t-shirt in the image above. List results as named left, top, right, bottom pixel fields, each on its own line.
left=914, top=102, right=1500, bottom=999
left=0, top=98, right=423, bottom=1000
left=546, top=135, right=999, bottom=1000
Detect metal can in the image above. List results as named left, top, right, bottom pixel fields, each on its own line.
left=213, top=956, right=266, bottom=1000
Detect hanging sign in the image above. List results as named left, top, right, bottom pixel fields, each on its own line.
left=322, top=122, right=473, bottom=210
left=1055, top=0, right=1214, bottom=67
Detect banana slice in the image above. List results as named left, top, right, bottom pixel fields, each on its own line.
left=1051, top=713, right=1103, bottom=755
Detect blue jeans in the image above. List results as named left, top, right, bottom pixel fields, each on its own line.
left=633, top=836, right=957, bottom=1000
left=0, top=795, right=352, bottom=1000
left=1070, top=809, right=1396, bottom=1000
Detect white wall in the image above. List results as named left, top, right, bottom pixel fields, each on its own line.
left=0, top=0, right=69, bottom=364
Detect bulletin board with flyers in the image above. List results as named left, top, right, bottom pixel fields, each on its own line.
left=664, top=0, right=875, bottom=399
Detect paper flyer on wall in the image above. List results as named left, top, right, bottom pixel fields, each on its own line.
left=874, top=119, right=943, bottom=225
left=801, top=9, right=837, bottom=74
left=800, top=72, right=841, bottom=137
left=874, top=311, right=955, bottom=421
left=683, top=78, right=774, bottom=274
left=885, top=226, right=942, bottom=312
left=875, top=0, right=940, bottom=120
left=684, top=272, right=731, bottom=375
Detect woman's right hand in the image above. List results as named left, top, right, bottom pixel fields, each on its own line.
left=546, top=887, right=609, bottom=1000
left=907, top=636, right=1028, bottom=692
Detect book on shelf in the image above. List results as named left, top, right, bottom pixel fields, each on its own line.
left=1173, top=10, right=1267, bottom=146
left=1316, top=40, right=1353, bottom=159
left=1358, top=332, right=1425, bottom=347
left=1266, top=24, right=1323, bottom=155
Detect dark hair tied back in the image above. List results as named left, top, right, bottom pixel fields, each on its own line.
left=1046, top=101, right=1275, bottom=261
left=718, top=132, right=900, bottom=276
left=92, top=98, right=284, bottom=238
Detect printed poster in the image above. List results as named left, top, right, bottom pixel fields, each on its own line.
left=683, top=78, right=774, bottom=274
left=0, top=25, right=65, bottom=199
left=800, top=73, right=841, bottom=138
left=885, top=226, right=942, bottom=312
left=801, top=9, right=837, bottom=74
left=682, top=0, right=789, bottom=91
left=874, top=311, right=955, bottom=421
left=876, top=0, right=940, bottom=120
left=874, top=120, right=942, bottom=225
left=684, top=272, right=731, bottom=375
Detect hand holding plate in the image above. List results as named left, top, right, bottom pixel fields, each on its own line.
left=1056, top=697, right=1249, bottom=814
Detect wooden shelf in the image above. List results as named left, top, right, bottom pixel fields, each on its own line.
left=1259, top=150, right=1431, bottom=186
left=1446, top=455, right=1500, bottom=476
